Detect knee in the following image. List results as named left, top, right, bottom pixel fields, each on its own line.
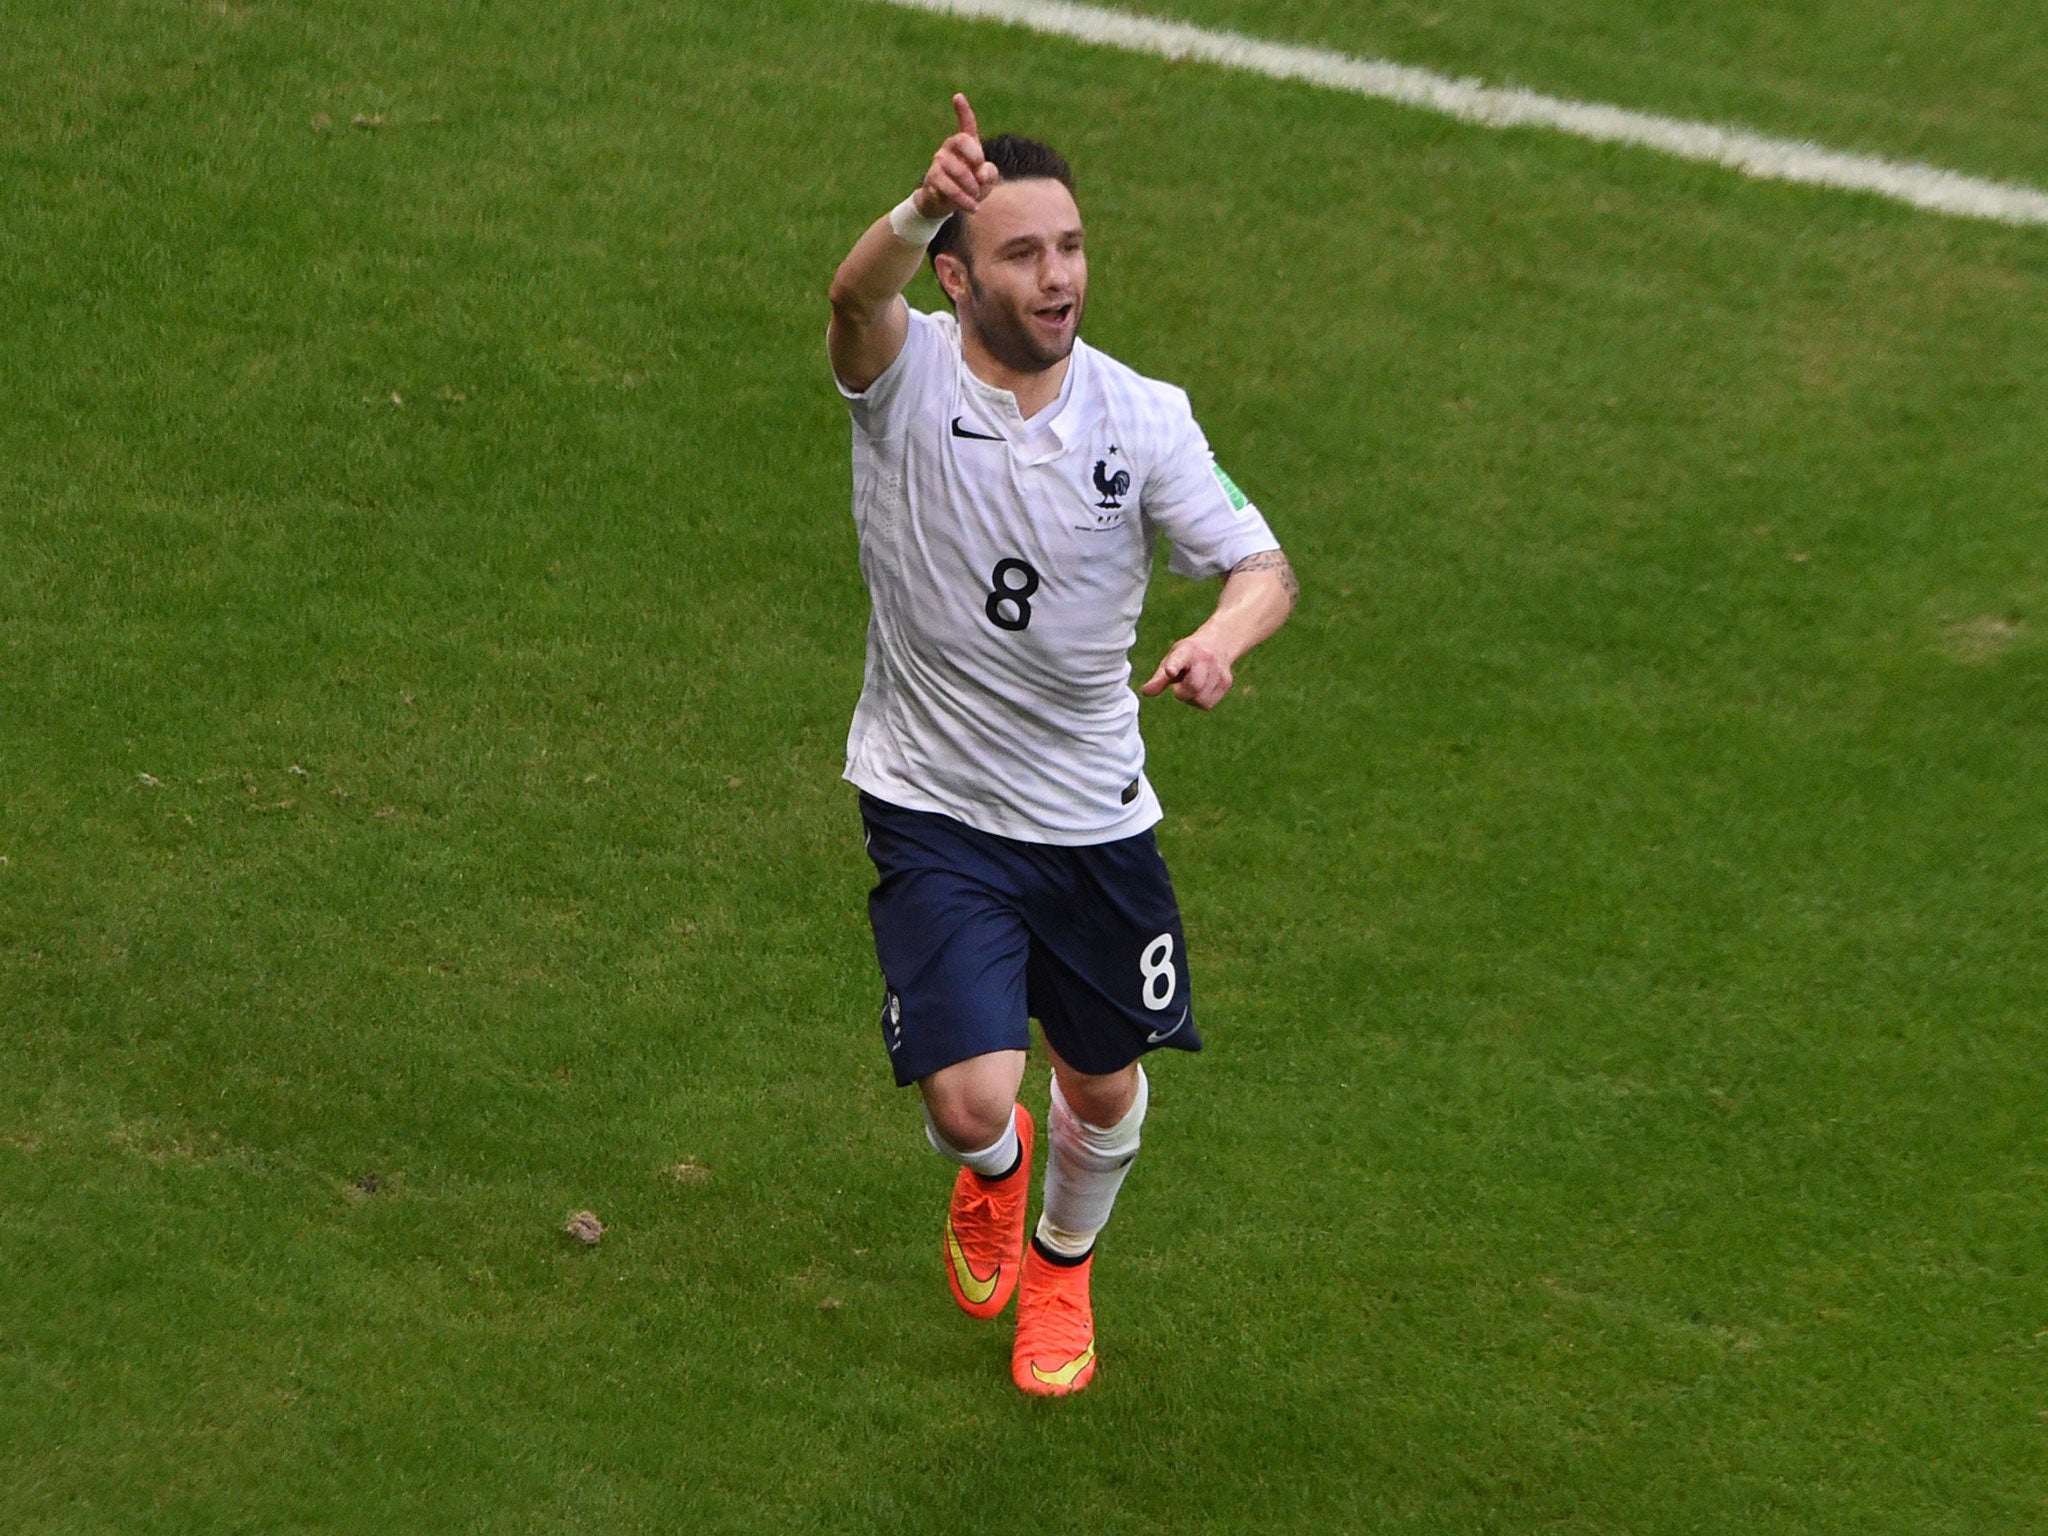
left=920, top=1050, right=1027, bottom=1154
left=1056, top=1062, right=1143, bottom=1131
left=924, top=1091, right=1013, bottom=1154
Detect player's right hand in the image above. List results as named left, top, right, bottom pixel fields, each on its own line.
left=914, top=93, right=999, bottom=219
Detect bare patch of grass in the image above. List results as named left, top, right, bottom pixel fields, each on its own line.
left=111, top=1119, right=218, bottom=1166
left=344, top=1171, right=398, bottom=1202
left=1943, top=615, right=2023, bottom=663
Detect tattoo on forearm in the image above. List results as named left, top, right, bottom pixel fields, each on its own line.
left=1230, top=550, right=1299, bottom=605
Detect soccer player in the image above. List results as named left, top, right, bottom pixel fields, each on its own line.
left=826, top=94, right=1296, bottom=1396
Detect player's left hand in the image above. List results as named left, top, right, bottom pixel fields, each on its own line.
left=1141, top=638, right=1233, bottom=710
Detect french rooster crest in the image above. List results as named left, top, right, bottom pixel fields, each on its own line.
left=1092, top=459, right=1131, bottom=509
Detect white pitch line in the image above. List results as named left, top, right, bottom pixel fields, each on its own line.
left=867, top=0, right=2048, bottom=228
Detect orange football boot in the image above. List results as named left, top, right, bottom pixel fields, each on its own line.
left=944, top=1105, right=1034, bottom=1319
left=1011, top=1242, right=1097, bottom=1396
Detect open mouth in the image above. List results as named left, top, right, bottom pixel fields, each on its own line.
left=1034, top=301, right=1075, bottom=328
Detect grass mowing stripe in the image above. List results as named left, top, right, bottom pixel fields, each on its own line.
left=864, top=0, right=2048, bottom=227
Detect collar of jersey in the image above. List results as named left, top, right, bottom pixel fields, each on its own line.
left=950, top=327, right=1093, bottom=467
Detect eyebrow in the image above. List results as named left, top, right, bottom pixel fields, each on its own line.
left=992, top=226, right=1086, bottom=256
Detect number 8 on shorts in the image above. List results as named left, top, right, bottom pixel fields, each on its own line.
left=1139, top=932, right=1177, bottom=1011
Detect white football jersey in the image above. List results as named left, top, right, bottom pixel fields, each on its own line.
left=836, top=307, right=1279, bottom=845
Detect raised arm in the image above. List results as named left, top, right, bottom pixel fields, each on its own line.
left=828, top=94, right=997, bottom=393
left=1140, top=550, right=1299, bottom=710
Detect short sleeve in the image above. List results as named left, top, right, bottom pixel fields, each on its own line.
left=1142, top=401, right=1281, bottom=579
left=834, top=306, right=948, bottom=439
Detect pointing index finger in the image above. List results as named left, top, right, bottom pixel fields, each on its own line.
left=953, top=93, right=980, bottom=145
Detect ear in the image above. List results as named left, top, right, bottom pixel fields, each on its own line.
left=933, top=251, right=971, bottom=308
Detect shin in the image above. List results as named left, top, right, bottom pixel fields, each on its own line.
left=1037, top=1062, right=1148, bottom=1257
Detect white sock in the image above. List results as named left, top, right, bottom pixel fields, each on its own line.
left=1036, top=1064, right=1148, bottom=1258
left=923, top=1104, right=1021, bottom=1181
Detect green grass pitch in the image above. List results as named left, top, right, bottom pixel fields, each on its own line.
left=3, top=1, right=2045, bottom=1530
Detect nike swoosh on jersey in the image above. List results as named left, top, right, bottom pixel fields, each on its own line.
left=946, top=1221, right=1001, bottom=1306
left=1029, top=1340, right=1096, bottom=1388
left=1147, top=1005, right=1190, bottom=1045
left=950, top=416, right=1003, bottom=441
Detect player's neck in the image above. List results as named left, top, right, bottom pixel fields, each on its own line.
left=959, top=329, right=1072, bottom=420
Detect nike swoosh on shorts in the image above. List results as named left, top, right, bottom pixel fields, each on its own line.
left=1147, top=1005, right=1190, bottom=1045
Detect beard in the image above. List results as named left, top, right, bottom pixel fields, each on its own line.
left=964, top=271, right=1084, bottom=374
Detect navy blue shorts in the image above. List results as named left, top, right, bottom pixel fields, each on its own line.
left=861, top=793, right=1201, bottom=1087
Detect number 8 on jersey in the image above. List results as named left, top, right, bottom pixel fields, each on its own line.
left=985, top=557, right=1040, bottom=632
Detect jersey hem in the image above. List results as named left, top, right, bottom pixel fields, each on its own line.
left=844, top=767, right=1164, bottom=848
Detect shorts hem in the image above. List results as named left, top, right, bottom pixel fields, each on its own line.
left=887, top=1027, right=1032, bottom=1089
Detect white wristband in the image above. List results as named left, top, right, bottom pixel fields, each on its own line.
left=888, top=194, right=948, bottom=247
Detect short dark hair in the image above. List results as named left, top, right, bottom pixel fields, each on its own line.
left=929, top=134, right=1075, bottom=273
